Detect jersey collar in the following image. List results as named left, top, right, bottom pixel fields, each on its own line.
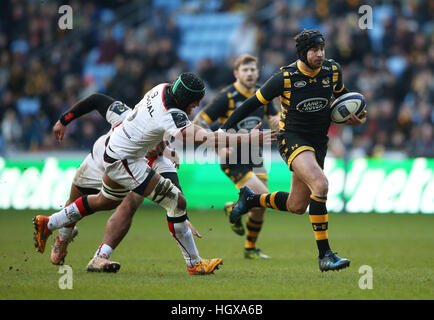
left=296, top=60, right=321, bottom=78
left=162, top=84, right=177, bottom=110
left=234, top=82, right=255, bottom=99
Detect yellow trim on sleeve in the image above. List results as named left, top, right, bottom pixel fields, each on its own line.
left=280, top=96, right=290, bottom=105
left=333, top=84, right=345, bottom=93
left=284, top=78, right=291, bottom=88
left=256, top=90, right=269, bottom=105
left=333, top=72, right=339, bottom=83
left=283, top=91, right=291, bottom=99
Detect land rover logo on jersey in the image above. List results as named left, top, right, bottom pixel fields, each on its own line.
left=294, top=80, right=306, bottom=88
left=237, top=116, right=262, bottom=130
left=296, top=98, right=328, bottom=112
left=171, top=112, right=189, bottom=128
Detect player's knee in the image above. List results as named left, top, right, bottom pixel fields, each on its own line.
left=312, top=177, right=328, bottom=197
left=288, top=204, right=307, bottom=215
left=149, top=177, right=186, bottom=218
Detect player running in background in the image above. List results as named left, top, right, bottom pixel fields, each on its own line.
left=222, top=30, right=367, bottom=272
left=34, top=72, right=276, bottom=274
left=49, top=93, right=202, bottom=273
left=194, top=54, right=280, bottom=259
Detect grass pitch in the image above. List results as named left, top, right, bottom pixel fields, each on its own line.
left=0, top=207, right=433, bottom=300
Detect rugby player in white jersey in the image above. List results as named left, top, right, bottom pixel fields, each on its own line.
left=33, top=72, right=277, bottom=275
left=49, top=93, right=202, bottom=273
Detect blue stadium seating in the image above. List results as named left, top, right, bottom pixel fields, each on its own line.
left=176, top=13, right=245, bottom=66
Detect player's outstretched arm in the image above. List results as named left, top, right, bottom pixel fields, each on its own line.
left=181, top=123, right=277, bottom=149
left=53, top=93, right=116, bottom=141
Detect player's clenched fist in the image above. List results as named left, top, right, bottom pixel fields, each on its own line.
left=53, top=120, right=67, bottom=141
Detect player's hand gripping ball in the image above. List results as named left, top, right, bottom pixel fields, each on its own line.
left=330, top=92, right=366, bottom=123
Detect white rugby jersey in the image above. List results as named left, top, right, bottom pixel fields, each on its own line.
left=107, top=83, right=191, bottom=159
left=91, top=100, right=132, bottom=170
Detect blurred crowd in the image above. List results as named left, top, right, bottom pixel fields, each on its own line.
left=0, top=0, right=433, bottom=158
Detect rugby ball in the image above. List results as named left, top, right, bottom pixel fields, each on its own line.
left=330, top=92, right=366, bottom=123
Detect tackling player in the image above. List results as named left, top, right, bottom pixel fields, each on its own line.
left=222, top=30, right=367, bottom=272
left=49, top=93, right=203, bottom=274
left=33, top=72, right=277, bottom=274
left=194, top=54, right=280, bottom=259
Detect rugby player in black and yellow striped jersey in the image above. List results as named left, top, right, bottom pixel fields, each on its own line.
left=194, top=54, right=280, bottom=259
left=223, top=30, right=367, bottom=272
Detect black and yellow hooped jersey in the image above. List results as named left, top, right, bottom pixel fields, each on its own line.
left=200, top=82, right=278, bottom=132
left=256, top=59, right=346, bottom=138
left=221, top=59, right=347, bottom=141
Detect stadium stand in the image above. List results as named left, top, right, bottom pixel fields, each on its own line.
left=0, top=0, right=432, bottom=158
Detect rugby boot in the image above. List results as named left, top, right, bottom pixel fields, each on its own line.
left=224, top=202, right=245, bottom=236
left=319, top=250, right=350, bottom=272
left=244, top=248, right=271, bottom=259
left=33, top=215, right=52, bottom=254
left=86, top=256, right=121, bottom=273
left=229, top=186, right=255, bottom=225
left=50, top=227, right=79, bottom=265
left=187, top=258, right=223, bottom=275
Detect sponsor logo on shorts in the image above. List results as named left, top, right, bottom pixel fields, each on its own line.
left=296, top=98, right=328, bottom=112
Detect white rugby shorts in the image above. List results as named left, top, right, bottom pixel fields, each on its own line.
left=103, top=155, right=153, bottom=193
left=72, top=152, right=104, bottom=191
left=73, top=135, right=176, bottom=191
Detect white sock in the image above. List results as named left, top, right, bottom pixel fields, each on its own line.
left=94, top=243, right=113, bottom=259
left=47, top=203, right=82, bottom=231
left=169, top=220, right=201, bottom=268
left=58, top=226, right=74, bottom=241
